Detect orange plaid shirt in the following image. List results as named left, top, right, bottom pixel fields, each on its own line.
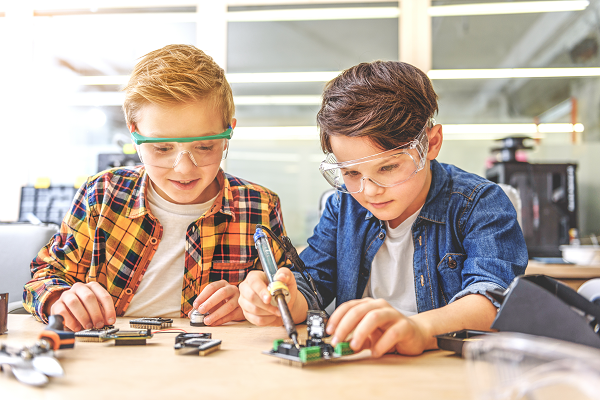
left=23, top=167, right=289, bottom=322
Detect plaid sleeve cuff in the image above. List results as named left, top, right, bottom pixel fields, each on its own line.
left=24, top=283, right=71, bottom=323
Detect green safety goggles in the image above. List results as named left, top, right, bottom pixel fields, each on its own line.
left=130, top=126, right=233, bottom=169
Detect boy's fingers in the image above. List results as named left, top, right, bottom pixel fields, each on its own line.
left=88, top=282, right=116, bottom=325
left=194, top=280, right=227, bottom=310
left=206, top=305, right=245, bottom=326
left=60, top=289, right=93, bottom=330
left=203, top=287, right=239, bottom=324
left=350, top=309, right=398, bottom=353
left=330, top=299, right=385, bottom=346
left=50, top=301, right=82, bottom=332
left=200, top=285, right=237, bottom=314
left=238, top=295, right=280, bottom=318
left=244, top=272, right=275, bottom=306
left=326, top=299, right=362, bottom=335
left=273, top=267, right=294, bottom=286
left=72, top=284, right=105, bottom=329
left=370, top=320, right=413, bottom=357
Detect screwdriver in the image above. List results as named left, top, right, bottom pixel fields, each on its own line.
left=253, top=226, right=300, bottom=349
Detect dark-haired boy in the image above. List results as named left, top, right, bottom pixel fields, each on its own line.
left=239, top=61, right=527, bottom=356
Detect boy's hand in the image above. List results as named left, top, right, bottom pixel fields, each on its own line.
left=47, top=282, right=116, bottom=332
left=190, top=280, right=245, bottom=326
left=238, top=268, right=307, bottom=326
left=326, top=298, right=430, bottom=357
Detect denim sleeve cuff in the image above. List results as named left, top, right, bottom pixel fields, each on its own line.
left=293, top=271, right=320, bottom=316
left=449, top=281, right=506, bottom=308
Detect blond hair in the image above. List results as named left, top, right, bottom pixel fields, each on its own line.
left=123, top=44, right=234, bottom=127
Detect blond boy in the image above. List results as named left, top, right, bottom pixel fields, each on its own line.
left=24, top=44, right=289, bottom=331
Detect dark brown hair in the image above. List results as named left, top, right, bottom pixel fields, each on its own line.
left=317, top=61, right=438, bottom=153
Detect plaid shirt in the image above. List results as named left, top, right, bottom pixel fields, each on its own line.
left=23, top=167, right=289, bottom=322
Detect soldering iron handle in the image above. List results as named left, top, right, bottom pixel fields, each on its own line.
left=254, top=227, right=279, bottom=283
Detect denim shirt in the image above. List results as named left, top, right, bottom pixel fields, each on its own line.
left=295, top=160, right=528, bottom=313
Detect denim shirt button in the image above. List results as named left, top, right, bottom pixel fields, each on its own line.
left=378, top=232, right=385, bottom=240
left=448, top=257, right=457, bottom=269
left=360, top=267, right=369, bottom=277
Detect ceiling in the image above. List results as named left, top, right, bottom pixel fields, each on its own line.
left=6, top=0, right=600, bottom=140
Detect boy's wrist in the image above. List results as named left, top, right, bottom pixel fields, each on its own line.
left=291, top=294, right=309, bottom=324
left=409, top=313, right=438, bottom=350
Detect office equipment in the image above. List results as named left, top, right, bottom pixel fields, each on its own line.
left=488, top=275, right=600, bottom=349
left=97, top=153, right=141, bottom=173
left=253, top=225, right=300, bottom=348
left=18, top=186, right=77, bottom=226
left=486, top=137, right=578, bottom=257
left=435, top=330, right=495, bottom=356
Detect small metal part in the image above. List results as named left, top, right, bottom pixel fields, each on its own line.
left=190, top=310, right=207, bottom=327
left=174, top=337, right=222, bottom=356
left=306, top=310, right=329, bottom=340
left=129, top=318, right=173, bottom=330
left=75, top=326, right=119, bottom=342
left=174, top=332, right=212, bottom=345
left=104, top=329, right=153, bottom=346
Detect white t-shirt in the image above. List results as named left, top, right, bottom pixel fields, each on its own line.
left=362, top=208, right=421, bottom=316
left=124, top=183, right=217, bottom=318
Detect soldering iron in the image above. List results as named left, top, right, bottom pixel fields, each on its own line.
left=253, top=225, right=300, bottom=349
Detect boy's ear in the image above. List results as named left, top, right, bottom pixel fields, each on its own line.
left=231, top=118, right=237, bottom=130
left=426, top=124, right=443, bottom=160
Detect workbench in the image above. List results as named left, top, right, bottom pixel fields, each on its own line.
left=525, top=260, right=600, bottom=290
left=1, top=315, right=469, bottom=400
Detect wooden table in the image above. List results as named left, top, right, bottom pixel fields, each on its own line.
left=525, top=261, right=600, bottom=290
left=1, top=315, right=469, bottom=400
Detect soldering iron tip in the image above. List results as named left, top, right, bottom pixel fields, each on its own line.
left=291, top=333, right=300, bottom=349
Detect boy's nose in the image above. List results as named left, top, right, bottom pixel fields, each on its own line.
left=362, top=177, right=385, bottom=196
left=172, top=151, right=198, bottom=172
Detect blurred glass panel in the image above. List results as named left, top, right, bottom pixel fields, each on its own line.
left=227, top=11, right=399, bottom=245
left=23, top=13, right=196, bottom=186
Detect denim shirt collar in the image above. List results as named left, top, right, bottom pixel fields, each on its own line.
left=364, top=159, right=449, bottom=225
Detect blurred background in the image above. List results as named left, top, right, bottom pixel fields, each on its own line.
left=0, top=0, right=599, bottom=254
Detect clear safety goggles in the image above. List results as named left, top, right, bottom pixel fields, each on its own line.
left=319, top=119, right=433, bottom=194
left=130, top=126, right=232, bottom=169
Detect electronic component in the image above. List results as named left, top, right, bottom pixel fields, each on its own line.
left=174, top=333, right=221, bottom=356
left=190, top=310, right=207, bottom=327
left=104, top=329, right=153, bottom=346
left=264, top=310, right=354, bottom=367
left=75, top=326, right=119, bottom=342
left=265, top=339, right=354, bottom=367
left=306, top=310, right=329, bottom=343
left=129, top=318, right=173, bottom=330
